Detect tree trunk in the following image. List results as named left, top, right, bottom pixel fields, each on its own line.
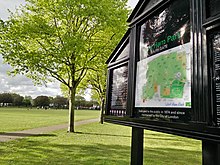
left=68, top=87, right=76, bottom=132
left=100, top=98, right=105, bottom=124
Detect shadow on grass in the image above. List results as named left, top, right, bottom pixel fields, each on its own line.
left=0, top=139, right=201, bottom=165
left=0, top=132, right=56, bottom=137
left=75, top=131, right=131, bottom=138
left=0, top=142, right=131, bottom=165
left=144, top=131, right=200, bottom=145
left=144, top=147, right=201, bottom=165
left=0, top=126, right=201, bottom=165
left=143, top=131, right=201, bottom=164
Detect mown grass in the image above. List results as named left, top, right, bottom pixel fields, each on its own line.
left=143, top=131, right=201, bottom=164
left=0, top=107, right=100, bottom=132
left=0, top=108, right=201, bottom=164
left=0, top=122, right=202, bottom=165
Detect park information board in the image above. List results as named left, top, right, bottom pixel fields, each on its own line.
left=135, top=0, right=191, bottom=122
left=105, top=1, right=220, bottom=163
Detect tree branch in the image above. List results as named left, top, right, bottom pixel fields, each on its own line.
left=53, top=17, right=68, bottom=56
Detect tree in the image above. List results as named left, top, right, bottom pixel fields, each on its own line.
left=53, top=95, right=68, bottom=109
left=11, top=93, right=24, bottom=106
left=80, top=31, right=115, bottom=123
left=22, top=96, right=33, bottom=107
left=86, top=68, right=107, bottom=123
left=33, top=96, right=50, bottom=108
left=75, top=95, right=86, bottom=108
left=0, top=0, right=129, bottom=132
left=0, top=93, right=13, bottom=106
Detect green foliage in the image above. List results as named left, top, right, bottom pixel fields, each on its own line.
left=52, top=95, right=68, bottom=109
left=75, top=95, right=86, bottom=102
left=33, top=96, right=50, bottom=107
left=0, top=93, right=13, bottom=104
left=0, top=93, right=25, bottom=106
left=0, top=0, right=129, bottom=87
left=11, top=93, right=24, bottom=106
left=22, top=97, right=32, bottom=107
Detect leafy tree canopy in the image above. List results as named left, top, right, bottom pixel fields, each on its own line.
left=0, top=0, right=129, bottom=87
left=33, top=95, right=50, bottom=107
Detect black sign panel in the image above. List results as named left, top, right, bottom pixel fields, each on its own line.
left=206, top=0, right=220, bottom=18
left=135, top=0, right=191, bottom=122
left=110, top=65, right=128, bottom=116
left=212, top=32, right=220, bottom=127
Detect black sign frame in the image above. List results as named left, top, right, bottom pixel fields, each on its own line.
left=105, top=0, right=220, bottom=143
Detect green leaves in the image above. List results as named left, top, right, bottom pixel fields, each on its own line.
left=0, top=0, right=129, bottom=89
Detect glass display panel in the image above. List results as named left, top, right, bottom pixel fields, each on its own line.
left=207, top=0, right=220, bottom=18
left=135, top=0, right=191, bottom=122
left=110, top=65, right=128, bottom=116
left=211, top=32, right=220, bottom=127
left=115, top=43, right=130, bottom=61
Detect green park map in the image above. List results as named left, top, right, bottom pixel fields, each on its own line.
left=142, top=51, right=186, bottom=100
left=135, top=43, right=191, bottom=108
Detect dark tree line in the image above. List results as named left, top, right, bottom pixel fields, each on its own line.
left=0, top=92, right=98, bottom=109
left=0, top=93, right=29, bottom=107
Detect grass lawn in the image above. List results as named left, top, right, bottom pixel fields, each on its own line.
left=0, top=107, right=100, bottom=132
left=0, top=123, right=202, bottom=165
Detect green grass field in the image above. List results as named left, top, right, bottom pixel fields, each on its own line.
left=0, top=123, right=202, bottom=165
left=0, top=107, right=100, bottom=132
left=0, top=108, right=202, bottom=164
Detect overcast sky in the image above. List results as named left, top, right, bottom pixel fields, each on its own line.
left=0, top=0, right=139, bottom=99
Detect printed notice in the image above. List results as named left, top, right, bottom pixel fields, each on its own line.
left=212, top=33, right=220, bottom=126
left=111, top=65, right=128, bottom=110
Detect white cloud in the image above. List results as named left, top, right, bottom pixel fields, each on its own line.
left=9, top=82, right=62, bottom=99
left=0, top=73, right=62, bottom=99
left=127, top=0, right=139, bottom=9
left=0, top=55, right=62, bottom=99
left=0, top=0, right=26, bottom=20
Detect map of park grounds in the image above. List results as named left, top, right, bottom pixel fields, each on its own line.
left=143, top=52, right=186, bottom=100
left=135, top=43, right=191, bottom=108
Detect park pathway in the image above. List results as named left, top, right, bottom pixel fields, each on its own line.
left=0, top=118, right=99, bottom=142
